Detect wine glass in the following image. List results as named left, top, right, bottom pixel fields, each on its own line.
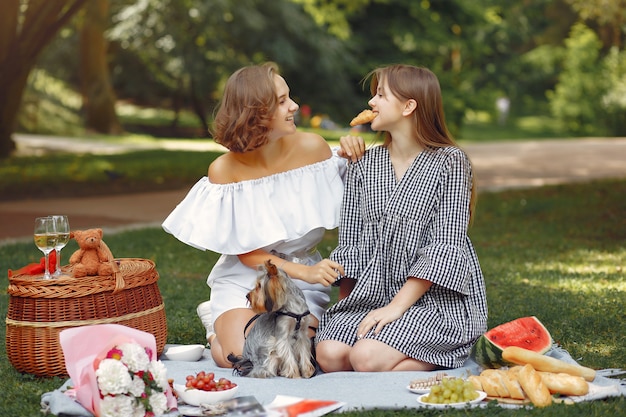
left=34, top=217, right=57, bottom=280
left=51, top=215, right=70, bottom=277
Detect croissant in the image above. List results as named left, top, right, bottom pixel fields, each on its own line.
left=349, top=109, right=376, bottom=126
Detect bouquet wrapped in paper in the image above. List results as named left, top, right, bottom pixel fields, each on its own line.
left=60, top=324, right=177, bottom=417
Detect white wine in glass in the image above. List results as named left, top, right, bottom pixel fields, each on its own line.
left=34, top=217, right=57, bottom=280
left=51, top=215, right=70, bottom=277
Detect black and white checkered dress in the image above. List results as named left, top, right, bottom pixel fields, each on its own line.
left=316, top=145, right=488, bottom=369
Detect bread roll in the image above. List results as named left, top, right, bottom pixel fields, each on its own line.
left=538, top=371, right=589, bottom=396
left=477, top=374, right=501, bottom=397
left=500, top=370, right=527, bottom=400
left=517, top=364, right=552, bottom=407
left=349, top=109, right=376, bottom=126
left=468, top=375, right=483, bottom=391
left=502, top=346, right=596, bottom=381
left=480, top=369, right=510, bottom=398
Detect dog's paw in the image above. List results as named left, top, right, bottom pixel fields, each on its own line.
left=301, top=363, right=316, bottom=379
left=227, top=353, right=254, bottom=376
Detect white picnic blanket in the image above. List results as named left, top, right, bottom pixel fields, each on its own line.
left=41, top=345, right=625, bottom=415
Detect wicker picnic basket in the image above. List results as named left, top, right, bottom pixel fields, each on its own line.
left=5, top=258, right=167, bottom=377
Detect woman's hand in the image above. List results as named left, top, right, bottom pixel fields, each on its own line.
left=337, top=135, right=366, bottom=162
left=293, top=259, right=344, bottom=286
left=356, top=305, right=405, bottom=339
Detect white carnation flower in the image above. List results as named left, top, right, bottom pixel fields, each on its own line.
left=119, top=342, right=150, bottom=372
left=96, top=359, right=132, bottom=395
left=129, top=374, right=146, bottom=397
left=149, top=392, right=168, bottom=416
left=100, top=395, right=135, bottom=417
left=148, top=360, right=169, bottom=390
left=131, top=401, right=146, bottom=417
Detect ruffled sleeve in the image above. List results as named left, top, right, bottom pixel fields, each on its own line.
left=162, top=155, right=345, bottom=255
left=408, top=147, right=474, bottom=294
left=409, top=243, right=471, bottom=294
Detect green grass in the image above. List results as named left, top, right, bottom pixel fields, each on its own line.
left=0, top=149, right=222, bottom=201
left=1, top=179, right=625, bottom=416
left=459, top=110, right=572, bottom=142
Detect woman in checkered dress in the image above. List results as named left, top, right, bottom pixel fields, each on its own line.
left=315, top=65, right=488, bottom=372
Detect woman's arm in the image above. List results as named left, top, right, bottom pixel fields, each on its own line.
left=238, top=250, right=343, bottom=287
left=357, top=277, right=432, bottom=337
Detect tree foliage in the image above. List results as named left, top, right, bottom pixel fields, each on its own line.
left=107, top=0, right=358, bottom=130
left=3, top=0, right=626, bottom=159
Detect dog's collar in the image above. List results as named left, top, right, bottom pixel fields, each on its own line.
left=243, top=310, right=310, bottom=337
left=243, top=314, right=262, bottom=337
left=275, top=309, right=310, bottom=331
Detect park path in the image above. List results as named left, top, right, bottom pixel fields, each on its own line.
left=1, top=134, right=625, bottom=244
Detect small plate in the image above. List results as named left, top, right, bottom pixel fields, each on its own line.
left=417, top=390, right=487, bottom=408
left=164, top=344, right=205, bottom=361
left=406, top=385, right=430, bottom=394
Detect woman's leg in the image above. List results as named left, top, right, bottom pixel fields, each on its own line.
left=349, top=339, right=437, bottom=372
left=211, top=310, right=320, bottom=368
left=210, top=308, right=258, bottom=368
left=315, top=340, right=353, bottom=372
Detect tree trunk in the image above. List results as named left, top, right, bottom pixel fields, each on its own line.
left=0, top=0, right=88, bottom=158
left=189, top=78, right=210, bottom=137
left=79, top=0, right=122, bottom=134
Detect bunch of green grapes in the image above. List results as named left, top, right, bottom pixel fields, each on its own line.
left=422, top=377, right=478, bottom=404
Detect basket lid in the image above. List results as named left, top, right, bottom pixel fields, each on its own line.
left=7, top=258, right=158, bottom=299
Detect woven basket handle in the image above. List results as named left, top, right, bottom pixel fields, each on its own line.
left=110, top=261, right=126, bottom=293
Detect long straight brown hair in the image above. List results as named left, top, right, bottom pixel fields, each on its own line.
left=365, top=65, right=477, bottom=222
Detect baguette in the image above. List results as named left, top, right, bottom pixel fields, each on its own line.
left=502, top=346, right=596, bottom=381
left=477, top=374, right=500, bottom=397
left=477, top=369, right=526, bottom=400
left=538, top=371, right=589, bottom=396
left=480, top=369, right=511, bottom=398
left=517, top=364, right=552, bottom=407
left=468, top=375, right=483, bottom=391
left=500, top=370, right=527, bottom=400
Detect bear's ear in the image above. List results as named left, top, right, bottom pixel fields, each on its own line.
left=96, top=228, right=103, bottom=238
left=71, top=230, right=82, bottom=240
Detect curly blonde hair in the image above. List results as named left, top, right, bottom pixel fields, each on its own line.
left=211, top=62, right=280, bottom=152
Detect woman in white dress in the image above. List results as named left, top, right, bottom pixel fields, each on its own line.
left=315, top=65, right=488, bottom=372
left=163, top=63, right=356, bottom=368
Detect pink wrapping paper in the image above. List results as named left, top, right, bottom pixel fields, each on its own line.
left=59, top=324, right=177, bottom=416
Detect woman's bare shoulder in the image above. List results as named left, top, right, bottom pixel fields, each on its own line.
left=208, top=153, right=237, bottom=184
left=286, top=131, right=332, bottom=162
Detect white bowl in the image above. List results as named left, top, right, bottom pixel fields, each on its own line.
left=164, top=344, right=205, bottom=361
left=173, top=383, right=239, bottom=406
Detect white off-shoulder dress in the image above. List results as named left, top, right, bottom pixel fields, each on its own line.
left=162, top=153, right=346, bottom=324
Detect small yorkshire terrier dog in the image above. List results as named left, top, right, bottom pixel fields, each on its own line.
left=227, top=259, right=315, bottom=378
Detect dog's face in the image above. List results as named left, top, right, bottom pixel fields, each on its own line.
left=247, top=260, right=289, bottom=313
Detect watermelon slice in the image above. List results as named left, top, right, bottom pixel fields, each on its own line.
left=470, top=316, right=552, bottom=369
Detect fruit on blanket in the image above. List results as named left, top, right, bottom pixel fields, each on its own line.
left=422, top=377, right=478, bottom=404
left=471, top=316, right=552, bottom=368
left=185, top=371, right=237, bottom=391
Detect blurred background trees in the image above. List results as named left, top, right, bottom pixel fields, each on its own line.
left=1, top=0, right=625, bottom=158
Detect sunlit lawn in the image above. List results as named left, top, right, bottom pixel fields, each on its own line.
left=1, top=178, right=624, bottom=416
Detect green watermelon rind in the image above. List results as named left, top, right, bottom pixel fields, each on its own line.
left=470, top=316, right=552, bottom=369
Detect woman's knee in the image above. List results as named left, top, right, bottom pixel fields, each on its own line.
left=315, top=340, right=350, bottom=372
left=349, top=344, right=382, bottom=372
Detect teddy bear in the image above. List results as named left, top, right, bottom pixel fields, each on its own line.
left=69, top=228, right=118, bottom=277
